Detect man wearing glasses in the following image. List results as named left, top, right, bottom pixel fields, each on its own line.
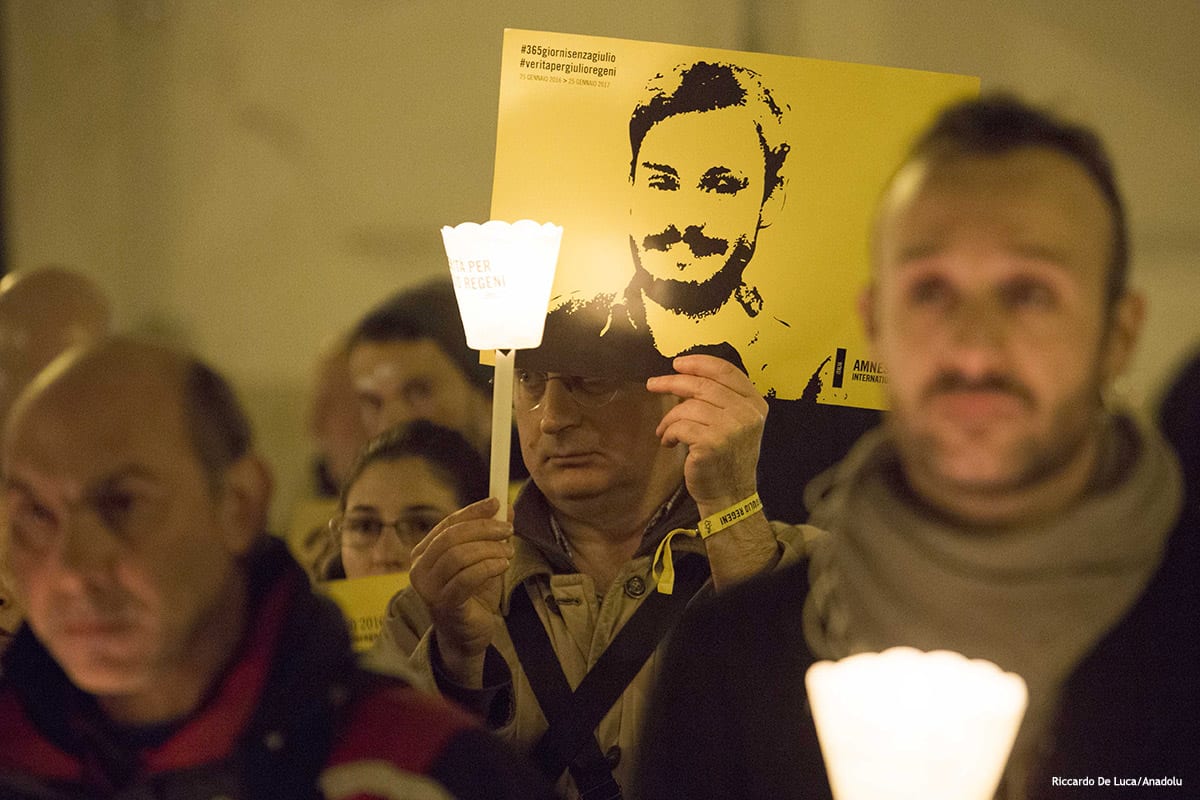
left=374, top=352, right=806, bottom=800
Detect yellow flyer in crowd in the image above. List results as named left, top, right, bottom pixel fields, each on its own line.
left=320, top=573, right=409, bottom=652
left=491, top=29, right=978, bottom=408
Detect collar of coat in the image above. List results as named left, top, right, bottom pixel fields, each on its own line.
left=0, top=537, right=357, bottom=790
left=498, top=480, right=703, bottom=610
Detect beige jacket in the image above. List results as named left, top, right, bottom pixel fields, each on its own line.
left=374, top=483, right=814, bottom=800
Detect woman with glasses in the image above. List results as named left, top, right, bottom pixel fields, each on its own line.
left=324, top=419, right=488, bottom=580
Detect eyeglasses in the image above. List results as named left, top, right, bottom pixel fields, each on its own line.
left=514, top=369, right=625, bottom=411
left=331, top=511, right=444, bottom=550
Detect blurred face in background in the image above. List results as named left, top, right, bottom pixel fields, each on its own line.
left=348, top=338, right=491, bottom=454
left=2, top=349, right=260, bottom=721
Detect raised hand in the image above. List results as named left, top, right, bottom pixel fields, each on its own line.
left=647, top=355, right=778, bottom=590
left=646, top=354, right=767, bottom=511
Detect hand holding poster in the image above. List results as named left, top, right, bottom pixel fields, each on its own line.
left=492, top=30, right=979, bottom=409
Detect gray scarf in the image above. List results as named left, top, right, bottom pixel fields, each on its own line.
left=802, top=413, right=1182, bottom=798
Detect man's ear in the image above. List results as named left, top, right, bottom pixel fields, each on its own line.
left=217, top=453, right=273, bottom=556
left=1101, top=290, right=1146, bottom=386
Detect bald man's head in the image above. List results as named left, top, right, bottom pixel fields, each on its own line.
left=4, top=338, right=257, bottom=494
left=1, top=338, right=271, bottom=719
left=0, top=266, right=112, bottom=422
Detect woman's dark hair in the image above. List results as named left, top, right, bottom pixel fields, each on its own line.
left=337, top=419, right=489, bottom=513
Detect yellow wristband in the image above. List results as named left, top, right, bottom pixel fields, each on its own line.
left=697, top=493, right=763, bottom=538
left=651, top=493, right=763, bottom=595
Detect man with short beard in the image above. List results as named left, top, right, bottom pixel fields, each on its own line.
left=545, top=60, right=792, bottom=383
left=636, top=95, right=1198, bottom=800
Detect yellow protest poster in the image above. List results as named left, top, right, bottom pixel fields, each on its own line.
left=491, top=29, right=978, bottom=408
left=320, top=572, right=409, bottom=652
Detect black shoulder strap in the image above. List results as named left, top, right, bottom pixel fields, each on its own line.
left=505, top=555, right=710, bottom=799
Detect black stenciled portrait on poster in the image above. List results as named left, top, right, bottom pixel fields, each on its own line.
left=522, top=60, right=880, bottom=522
left=623, top=61, right=790, bottom=367
left=535, top=60, right=825, bottom=394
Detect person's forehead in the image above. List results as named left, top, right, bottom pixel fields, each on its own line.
left=532, top=370, right=621, bottom=380
left=5, top=366, right=194, bottom=488
left=641, top=107, right=765, bottom=162
left=878, top=148, right=1113, bottom=269
left=349, top=338, right=460, bottom=382
left=888, top=148, right=1109, bottom=223
left=518, top=380, right=667, bottom=419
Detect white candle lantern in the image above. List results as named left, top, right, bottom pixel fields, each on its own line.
left=805, top=647, right=1028, bottom=800
left=441, top=220, right=562, bottom=517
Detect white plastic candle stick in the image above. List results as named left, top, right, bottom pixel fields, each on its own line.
left=490, top=348, right=515, bottom=519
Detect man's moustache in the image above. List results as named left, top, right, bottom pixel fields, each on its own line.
left=642, top=225, right=728, bottom=258
left=923, top=372, right=1035, bottom=405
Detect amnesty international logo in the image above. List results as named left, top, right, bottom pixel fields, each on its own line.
left=850, top=359, right=888, bottom=385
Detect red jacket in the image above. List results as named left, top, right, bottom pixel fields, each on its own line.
left=0, top=538, right=558, bottom=800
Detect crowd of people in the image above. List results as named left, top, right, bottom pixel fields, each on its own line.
left=0, top=94, right=1195, bottom=799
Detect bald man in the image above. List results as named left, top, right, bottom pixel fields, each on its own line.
left=0, top=338, right=555, bottom=800
left=0, top=266, right=112, bottom=650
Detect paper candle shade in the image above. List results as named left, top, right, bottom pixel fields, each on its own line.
left=441, top=220, right=563, bottom=351
left=805, top=647, right=1028, bottom=800
left=441, top=219, right=562, bottom=520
